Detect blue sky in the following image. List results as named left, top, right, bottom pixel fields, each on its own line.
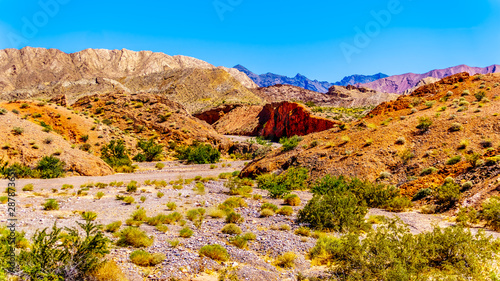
left=0, top=0, right=499, bottom=82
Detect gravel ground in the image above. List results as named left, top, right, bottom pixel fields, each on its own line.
left=1, top=160, right=499, bottom=280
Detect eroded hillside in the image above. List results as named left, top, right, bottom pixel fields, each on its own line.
left=242, top=72, right=500, bottom=207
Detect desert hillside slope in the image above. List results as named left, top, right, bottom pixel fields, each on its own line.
left=243, top=72, right=500, bottom=207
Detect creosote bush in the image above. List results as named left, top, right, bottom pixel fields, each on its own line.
left=308, top=219, right=499, bottom=280
left=199, top=244, right=229, bottom=261
left=176, top=143, right=221, bottom=164
left=280, top=135, right=303, bottom=152
left=117, top=227, right=153, bottom=248
left=129, top=250, right=165, bottom=266
left=284, top=194, right=301, bottom=206
left=257, top=167, right=309, bottom=198
left=298, top=175, right=407, bottom=232
left=221, top=223, right=242, bottom=235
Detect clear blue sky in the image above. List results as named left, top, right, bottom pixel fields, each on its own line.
left=0, top=0, right=499, bottom=82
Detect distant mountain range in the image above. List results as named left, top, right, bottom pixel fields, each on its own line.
left=234, top=65, right=387, bottom=93
left=357, top=64, right=500, bottom=94
left=236, top=64, right=500, bottom=95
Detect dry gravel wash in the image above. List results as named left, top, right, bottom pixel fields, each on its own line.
left=0, top=161, right=499, bottom=281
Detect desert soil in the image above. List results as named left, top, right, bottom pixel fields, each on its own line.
left=1, top=160, right=498, bottom=281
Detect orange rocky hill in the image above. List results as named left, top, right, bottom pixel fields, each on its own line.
left=71, top=91, right=232, bottom=150
left=0, top=102, right=114, bottom=176
left=242, top=72, right=500, bottom=207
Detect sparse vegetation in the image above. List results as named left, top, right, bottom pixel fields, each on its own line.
left=280, top=135, right=303, bottom=152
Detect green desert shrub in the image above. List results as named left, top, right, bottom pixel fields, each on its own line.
left=16, top=221, right=109, bottom=280
left=416, top=117, right=433, bottom=132
left=230, top=235, right=248, bottom=249
left=274, top=252, right=297, bottom=268
left=199, top=244, right=229, bottom=261
left=208, top=207, right=225, bottom=218
left=36, top=156, right=65, bottom=179
left=434, top=181, right=460, bottom=211
left=480, top=196, right=500, bottom=231
left=126, top=181, right=139, bottom=192
left=261, top=202, right=278, bottom=212
left=284, top=194, right=301, bottom=206
left=420, top=167, right=438, bottom=176
left=260, top=208, right=275, bottom=217
left=294, top=226, right=311, bottom=237
left=43, top=199, right=59, bottom=210
left=277, top=206, right=294, bottom=216
left=176, top=143, right=221, bottom=164
left=166, top=202, right=177, bottom=210
left=81, top=211, right=98, bottom=221
left=308, top=219, right=499, bottom=280
left=179, top=227, right=194, bottom=238
left=133, top=138, right=163, bottom=162
left=221, top=223, right=242, bottom=235
left=456, top=207, right=479, bottom=227
left=446, top=155, right=462, bottom=165
left=280, top=135, right=303, bottom=152
left=412, top=188, right=432, bottom=201
left=100, top=140, right=133, bottom=172
left=225, top=212, right=244, bottom=224
left=95, top=191, right=105, bottom=199
left=105, top=221, right=122, bottom=233
left=129, top=250, right=165, bottom=266
left=117, top=227, right=153, bottom=247
left=256, top=167, right=309, bottom=198
left=23, top=183, right=34, bottom=191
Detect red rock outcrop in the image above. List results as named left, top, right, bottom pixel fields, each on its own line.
left=196, top=101, right=338, bottom=139
left=260, top=102, right=337, bottom=139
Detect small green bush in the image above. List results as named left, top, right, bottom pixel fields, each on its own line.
left=127, top=181, right=139, bottom=192
left=166, top=202, right=177, bottom=210
left=105, top=221, right=122, bottom=233
left=225, top=212, right=244, bottom=224
left=277, top=206, right=294, bottom=216
left=260, top=208, right=275, bottom=217
left=274, top=252, right=297, bottom=268
left=416, top=117, right=433, bottom=132
left=117, top=227, right=153, bottom=248
left=294, top=226, right=311, bottom=237
left=230, top=235, right=248, bottom=249
left=446, top=155, right=462, bottom=165
left=36, top=156, right=65, bottom=179
left=95, top=191, right=105, bottom=199
left=280, top=135, right=303, bottom=152
left=456, top=207, right=478, bottom=227
left=22, top=183, right=34, bottom=191
left=284, top=194, right=301, bottom=206
left=412, top=188, right=432, bottom=201
left=261, top=202, right=278, bottom=212
left=81, top=211, right=98, bottom=221
left=221, top=223, right=242, bottom=235
left=480, top=196, right=500, bottom=231
left=199, top=244, right=229, bottom=261
left=179, top=227, right=194, bottom=238
left=123, top=196, right=135, bottom=204
left=434, top=181, right=460, bottom=210
left=43, top=199, right=59, bottom=210
left=308, top=219, right=499, bottom=279
left=420, top=167, right=438, bottom=176
left=176, top=143, right=221, bottom=164
left=129, top=250, right=165, bottom=266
